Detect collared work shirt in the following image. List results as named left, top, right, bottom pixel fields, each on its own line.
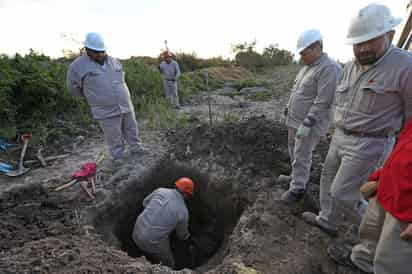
left=159, top=60, right=181, bottom=81
left=134, top=188, right=190, bottom=245
left=334, top=46, right=412, bottom=134
left=66, top=55, right=134, bottom=119
left=286, top=53, right=342, bottom=136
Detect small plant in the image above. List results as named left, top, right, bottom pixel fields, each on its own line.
left=223, top=112, right=240, bottom=123
left=139, top=96, right=190, bottom=130
left=232, top=78, right=271, bottom=91
left=246, top=93, right=272, bottom=101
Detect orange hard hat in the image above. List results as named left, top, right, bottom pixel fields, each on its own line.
left=175, top=177, right=194, bottom=196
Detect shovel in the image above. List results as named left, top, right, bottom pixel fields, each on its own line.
left=0, top=161, right=13, bottom=174
left=5, top=133, right=32, bottom=177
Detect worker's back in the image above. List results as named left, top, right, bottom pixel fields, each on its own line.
left=133, top=188, right=189, bottom=248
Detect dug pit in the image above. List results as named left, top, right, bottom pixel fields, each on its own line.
left=92, top=160, right=247, bottom=271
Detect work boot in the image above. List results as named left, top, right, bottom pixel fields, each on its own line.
left=281, top=189, right=305, bottom=204
left=327, top=243, right=372, bottom=273
left=301, top=212, right=338, bottom=237
left=100, top=158, right=124, bottom=174
left=129, top=144, right=149, bottom=156
left=277, top=174, right=291, bottom=184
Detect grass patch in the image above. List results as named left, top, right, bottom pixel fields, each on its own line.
left=232, top=78, right=271, bottom=91
left=223, top=112, right=241, bottom=123
left=139, top=97, right=191, bottom=130
left=245, top=92, right=273, bottom=101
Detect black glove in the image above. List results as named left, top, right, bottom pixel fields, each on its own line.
left=283, top=108, right=288, bottom=117
left=185, top=235, right=194, bottom=244
left=302, top=115, right=316, bottom=127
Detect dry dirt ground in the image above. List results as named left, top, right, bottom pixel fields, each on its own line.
left=0, top=68, right=364, bottom=274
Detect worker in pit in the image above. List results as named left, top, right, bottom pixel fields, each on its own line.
left=132, top=177, right=195, bottom=268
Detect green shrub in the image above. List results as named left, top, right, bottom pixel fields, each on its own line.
left=0, top=51, right=252, bottom=142
left=232, top=78, right=270, bottom=91
left=245, top=92, right=272, bottom=101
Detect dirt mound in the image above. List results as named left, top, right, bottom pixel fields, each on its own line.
left=0, top=116, right=357, bottom=274
left=168, top=116, right=290, bottom=181
left=0, top=234, right=149, bottom=274
left=204, top=67, right=253, bottom=81
left=0, top=184, right=78, bottom=252
left=208, top=192, right=363, bottom=274
left=0, top=183, right=150, bottom=274
left=165, top=118, right=359, bottom=274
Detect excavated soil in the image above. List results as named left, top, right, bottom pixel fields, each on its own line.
left=0, top=82, right=362, bottom=273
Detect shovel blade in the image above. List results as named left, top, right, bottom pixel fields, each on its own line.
left=5, top=167, right=30, bottom=177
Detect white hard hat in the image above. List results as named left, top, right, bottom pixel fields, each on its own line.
left=296, top=29, right=322, bottom=53
left=346, top=3, right=401, bottom=45
left=83, top=32, right=106, bottom=51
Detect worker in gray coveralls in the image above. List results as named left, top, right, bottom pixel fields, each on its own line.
left=66, top=32, right=143, bottom=171
left=133, top=177, right=195, bottom=268
left=159, top=51, right=181, bottom=109
left=279, top=29, right=342, bottom=204
left=302, top=3, right=412, bottom=237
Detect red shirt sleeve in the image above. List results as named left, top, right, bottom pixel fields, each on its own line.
left=368, top=168, right=381, bottom=181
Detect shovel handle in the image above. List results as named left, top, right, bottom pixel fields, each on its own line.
left=18, top=137, right=30, bottom=170
left=54, top=179, right=78, bottom=191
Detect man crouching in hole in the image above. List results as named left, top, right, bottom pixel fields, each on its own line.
left=132, top=177, right=195, bottom=269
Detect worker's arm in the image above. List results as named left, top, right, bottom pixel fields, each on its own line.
left=401, top=66, right=412, bottom=121
left=142, top=191, right=155, bottom=207
left=175, top=62, right=181, bottom=80
left=66, top=66, right=84, bottom=97
left=306, top=65, right=342, bottom=123
left=175, top=210, right=190, bottom=240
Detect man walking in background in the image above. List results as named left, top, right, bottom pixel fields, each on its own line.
left=67, top=32, right=144, bottom=172
left=159, top=51, right=181, bottom=109
left=302, top=3, right=412, bottom=236
left=279, top=29, right=342, bottom=204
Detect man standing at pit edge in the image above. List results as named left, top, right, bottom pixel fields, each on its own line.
left=302, top=3, right=412, bottom=237
left=67, top=32, right=144, bottom=172
left=159, top=51, right=181, bottom=109
left=279, top=29, right=342, bottom=204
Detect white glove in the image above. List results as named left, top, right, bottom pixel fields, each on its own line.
left=296, top=124, right=311, bottom=138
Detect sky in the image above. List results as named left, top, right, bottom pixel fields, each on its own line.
left=0, top=0, right=409, bottom=62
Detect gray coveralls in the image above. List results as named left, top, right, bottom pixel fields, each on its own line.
left=159, top=60, right=181, bottom=108
left=132, top=188, right=190, bottom=268
left=351, top=198, right=412, bottom=274
left=67, top=55, right=142, bottom=160
left=285, top=53, right=342, bottom=193
left=317, top=46, right=412, bottom=231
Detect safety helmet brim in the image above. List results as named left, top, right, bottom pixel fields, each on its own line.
left=346, top=17, right=401, bottom=45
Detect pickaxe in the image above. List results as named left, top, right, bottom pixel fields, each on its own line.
left=54, top=153, right=104, bottom=199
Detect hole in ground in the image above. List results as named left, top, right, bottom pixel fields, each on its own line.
left=93, top=160, right=246, bottom=271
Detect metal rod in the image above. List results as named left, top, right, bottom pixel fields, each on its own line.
left=206, top=71, right=213, bottom=129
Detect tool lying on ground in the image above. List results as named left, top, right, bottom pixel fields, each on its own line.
left=54, top=153, right=105, bottom=199
left=0, top=161, right=13, bottom=174
left=24, top=153, right=70, bottom=166
left=0, top=139, right=13, bottom=151
left=5, top=133, right=32, bottom=177
left=36, top=147, right=47, bottom=167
